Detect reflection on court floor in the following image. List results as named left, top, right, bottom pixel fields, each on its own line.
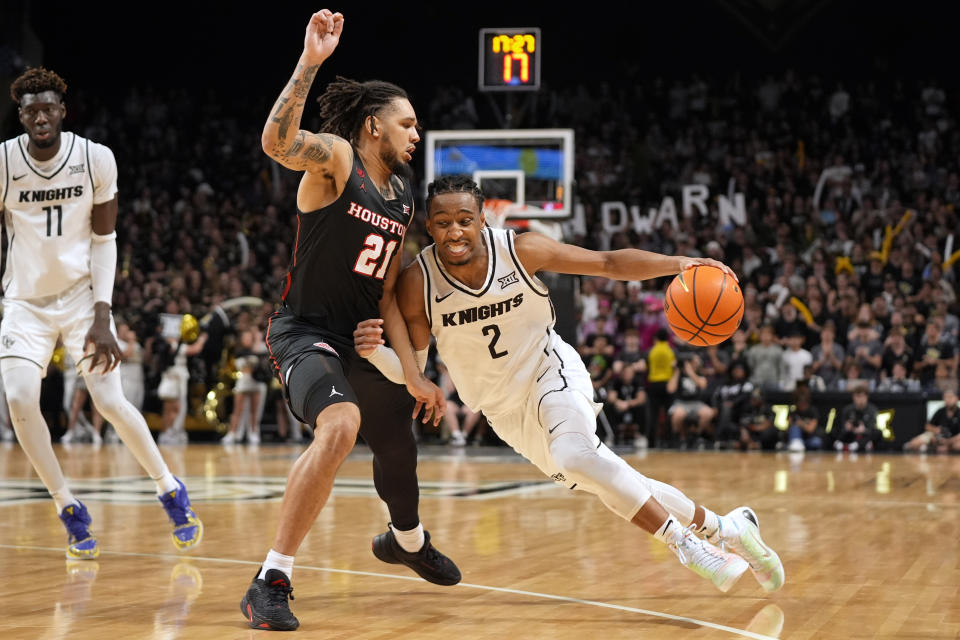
left=2, top=442, right=959, bottom=639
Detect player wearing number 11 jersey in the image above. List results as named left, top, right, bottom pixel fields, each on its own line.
left=0, top=67, right=202, bottom=561
left=240, top=10, right=458, bottom=632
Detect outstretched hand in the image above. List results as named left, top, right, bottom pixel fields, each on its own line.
left=408, top=374, right=446, bottom=427
left=303, top=9, right=344, bottom=65
left=82, top=321, right=122, bottom=374
left=353, top=318, right=445, bottom=425
left=677, top=256, right=739, bottom=282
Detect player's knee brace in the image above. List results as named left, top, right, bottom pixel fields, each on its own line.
left=549, top=431, right=601, bottom=478
left=595, top=443, right=696, bottom=524
left=548, top=432, right=652, bottom=520
left=0, top=361, right=43, bottom=417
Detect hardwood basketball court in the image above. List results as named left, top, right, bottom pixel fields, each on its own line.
left=1, top=441, right=957, bottom=639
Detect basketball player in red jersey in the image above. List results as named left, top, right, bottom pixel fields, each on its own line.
left=239, top=10, right=458, bottom=631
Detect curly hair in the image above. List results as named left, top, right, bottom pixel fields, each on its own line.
left=10, top=67, right=68, bottom=104
left=425, top=175, right=485, bottom=214
left=316, top=75, right=408, bottom=143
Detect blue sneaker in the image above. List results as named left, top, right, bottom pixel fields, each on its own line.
left=59, top=501, right=100, bottom=560
left=158, top=477, right=203, bottom=550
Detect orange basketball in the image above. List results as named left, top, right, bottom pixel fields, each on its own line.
left=663, top=265, right=743, bottom=346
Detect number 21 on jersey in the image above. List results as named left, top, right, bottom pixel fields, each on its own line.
left=353, top=233, right=398, bottom=280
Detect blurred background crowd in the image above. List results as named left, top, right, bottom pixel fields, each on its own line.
left=3, top=3, right=960, bottom=456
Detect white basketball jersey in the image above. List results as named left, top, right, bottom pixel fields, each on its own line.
left=418, top=226, right=558, bottom=414
left=0, top=132, right=118, bottom=299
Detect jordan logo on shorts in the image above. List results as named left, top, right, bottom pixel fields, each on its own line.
left=330, top=386, right=344, bottom=398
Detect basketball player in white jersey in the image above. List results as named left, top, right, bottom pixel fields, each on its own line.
left=0, top=67, right=202, bottom=559
left=356, top=176, right=785, bottom=593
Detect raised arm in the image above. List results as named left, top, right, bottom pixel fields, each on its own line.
left=261, top=10, right=352, bottom=182
left=513, top=231, right=737, bottom=282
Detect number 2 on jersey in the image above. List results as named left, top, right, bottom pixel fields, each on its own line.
left=482, top=324, right=508, bottom=359
left=353, top=233, right=398, bottom=280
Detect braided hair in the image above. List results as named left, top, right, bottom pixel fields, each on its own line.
left=10, top=67, right=67, bottom=104
left=426, top=175, right=485, bottom=214
left=316, top=75, right=409, bottom=144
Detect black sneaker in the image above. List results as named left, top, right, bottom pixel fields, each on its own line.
left=239, top=568, right=299, bottom=631
left=372, top=525, right=461, bottom=586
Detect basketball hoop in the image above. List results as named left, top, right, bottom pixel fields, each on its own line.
left=483, top=198, right=529, bottom=232
left=482, top=199, right=565, bottom=241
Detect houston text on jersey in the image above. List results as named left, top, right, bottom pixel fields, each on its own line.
left=346, top=201, right=406, bottom=236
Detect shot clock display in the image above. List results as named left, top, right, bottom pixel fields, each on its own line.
left=479, top=28, right=541, bottom=91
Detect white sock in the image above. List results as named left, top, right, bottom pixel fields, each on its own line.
left=154, top=470, right=179, bottom=495
left=696, top=508, right=721, bottom=538
left=51, top=486, right=79, bottom=513
left=391, top=522, right=425, bottom=553
left=652, top=516, right=685, bottom=545
left=715, top=514, right=737, bottom=540
left=259, top=549, right=295, bottom=580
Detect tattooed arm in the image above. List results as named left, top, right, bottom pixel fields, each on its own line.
left=261, top=10, right=351, bottom=178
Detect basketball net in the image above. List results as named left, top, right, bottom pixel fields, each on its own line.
left=483, top=198, right=566, bottom=242
left=483, top=198, right=529, bottom=232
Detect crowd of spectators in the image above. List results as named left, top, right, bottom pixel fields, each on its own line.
left=554, top=70, right=960, bottom=453
left=3, top=66, right=960, bottom=454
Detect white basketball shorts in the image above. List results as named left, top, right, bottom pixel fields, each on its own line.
left=0, top=279, right=117, bottom=375
left=484, top=336, right=603, bottom=489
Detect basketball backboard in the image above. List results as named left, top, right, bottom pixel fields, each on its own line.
left=425, top=129, right=574, bottom=222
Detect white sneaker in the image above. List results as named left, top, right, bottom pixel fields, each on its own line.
left=104, top=426, right=121, bottom=444
left=788, top=439, right=805, bottom=452
left=634, top=435, right=648, bottom=450
left=670, top=525, right=749, bottom=593
left=88, top=426, right=103, bottom=446
left=247, top=431, right=260, bottom=445
left=711, top=507, right=785, bottom=592
left=221, top=431, right=237, bottom=445
left=848, top=441, right=859, bottom=452
left=450, top=432, right=466, bottom=446
left=834, top=440, right=844, bottom=451
left=61, top=430, right=76, bottom=444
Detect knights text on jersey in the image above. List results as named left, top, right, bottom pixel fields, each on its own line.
left=280, top=152, right=414, bottom=348
left=418, top=226, right=557, bottom=414
left=0, top=132, right=118, bottom=299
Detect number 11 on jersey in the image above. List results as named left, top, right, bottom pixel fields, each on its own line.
left=43, top=205, right=63, bottom=237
